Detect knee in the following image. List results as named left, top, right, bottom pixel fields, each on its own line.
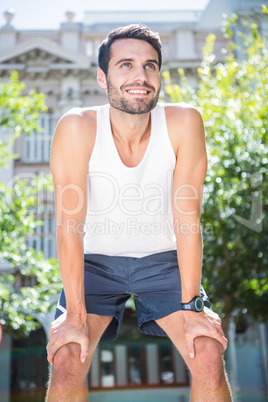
left=190, top=336, right=226, bottom=387
left=50, top=343, right=88, bottom=386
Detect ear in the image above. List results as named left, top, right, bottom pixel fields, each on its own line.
left=97, top=68, right=107, bottom=90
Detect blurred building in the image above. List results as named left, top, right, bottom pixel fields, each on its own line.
left=0, top=0, right=267, bottom=401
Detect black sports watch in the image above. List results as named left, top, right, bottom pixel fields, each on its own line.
left=181, top=296, right=204, bottom=312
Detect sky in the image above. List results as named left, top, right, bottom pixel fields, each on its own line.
left=0, top=0, right=210, bottom=29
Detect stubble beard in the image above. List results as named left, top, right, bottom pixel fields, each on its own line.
left=106, top=77, right=160, bottom=115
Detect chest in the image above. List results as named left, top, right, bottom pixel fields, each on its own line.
left=112, top=135, right=151, bottom=168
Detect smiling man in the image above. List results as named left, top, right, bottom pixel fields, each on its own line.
left=46, top=25, right=232, bottom=401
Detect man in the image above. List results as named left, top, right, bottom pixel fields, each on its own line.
left=46, top=24, right=232, bottom=401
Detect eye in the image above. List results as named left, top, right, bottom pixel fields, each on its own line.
left=121, top=62, right=131, bottom=68
left=145, top=63, right=156, bottom=70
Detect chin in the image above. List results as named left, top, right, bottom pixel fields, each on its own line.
left=112, top=98, right=159, bottom=115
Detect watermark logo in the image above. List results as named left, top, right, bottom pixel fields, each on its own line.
left=229, top=173, right=263, bottom=233
left=2, top=170, right=264, bottom=234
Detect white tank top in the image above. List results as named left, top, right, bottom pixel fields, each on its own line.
left=83, top=103, right=177, bottom=257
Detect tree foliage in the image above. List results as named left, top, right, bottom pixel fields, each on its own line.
left=163, top=15, right=268, bottom=332
left=0, top=71, right=61, bottom=336
left=0, top=71, right=46, bottom=166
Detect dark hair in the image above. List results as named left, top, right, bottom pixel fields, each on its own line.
left=98, top=24, right=162, bottom=75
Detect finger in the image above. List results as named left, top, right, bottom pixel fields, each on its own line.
left=205, top=309, right=221, bottom=322
left=46, top=341, right=53, bottom=364
left=211, top=313, right=221, bottom=322
left=204, top=307, right=218, bottom=316
left=80, top=338, right=90, bottom=363
left=212, top=331, right=228, bottom=351
left=47, top=339, right=61, bottom=364
left=208, top=313, right=222, bottom=326
left=185, top=335, right=195, bottom=359
left=214, top=322, right=227, bottom=343
left=213, top=314, right=222, bottom=324
left=50, top=322, right=56, bottom=335
left=221, top=336, right=228, bottom=351
left=47, top=341, right=56, bottom=364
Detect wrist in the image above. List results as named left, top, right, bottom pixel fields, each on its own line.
left=181, top=296, right=204, bottom=312
left=67, top=307, right=87, bottom=322
left=66, top=298, right=86, bottom=314
left=181, top=292, right=201, bottom=304
left=67, top=312, right=88, bottom=326
left=182, top=309, right=202, bottom=317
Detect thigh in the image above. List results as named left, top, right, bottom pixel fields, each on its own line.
left=155, top=310, right=191, bottom=365
left=155, top=311, right=224, bottom=374
left=86, top=313, right=114, bottom=352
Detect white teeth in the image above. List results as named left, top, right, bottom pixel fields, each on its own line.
left=127, top=90, right=147, bottom=94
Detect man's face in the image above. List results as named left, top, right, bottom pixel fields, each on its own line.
left=103, top=38, right=161, bottom=114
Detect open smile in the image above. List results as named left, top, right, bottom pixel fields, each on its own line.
left=125, top=89, right=151, bottom=95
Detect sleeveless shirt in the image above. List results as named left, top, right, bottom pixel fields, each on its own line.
left=83, top=103, right=177, bottom=257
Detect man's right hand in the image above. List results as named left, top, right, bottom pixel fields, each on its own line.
left=47, top=312, right=90, bottom=364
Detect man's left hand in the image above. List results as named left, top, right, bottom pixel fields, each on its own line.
left=182, top=307, right=228, bottom=359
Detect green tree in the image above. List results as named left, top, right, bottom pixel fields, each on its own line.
left=0, top=71, right=61, bottom=336
left=163, top=15, right=268, bottom=334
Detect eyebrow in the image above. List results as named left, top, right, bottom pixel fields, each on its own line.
left=114, top=58, right=159, bottom=67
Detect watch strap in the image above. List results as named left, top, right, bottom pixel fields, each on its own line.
left=181, top=296, right=204, bottom=312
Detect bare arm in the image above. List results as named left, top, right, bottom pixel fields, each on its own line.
left=169, top=106, right=227, bottom=358
left=172, top=107, right=206, bottom=301
left=47, top=109, right=95, bottom=363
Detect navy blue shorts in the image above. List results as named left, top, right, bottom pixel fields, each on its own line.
left=55, top=250, right=210, bottom=342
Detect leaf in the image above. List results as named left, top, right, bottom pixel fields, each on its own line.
left=262, top=5, right=268, bottom=14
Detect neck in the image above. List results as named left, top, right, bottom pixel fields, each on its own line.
left=109, top=105, right=151, bottom=146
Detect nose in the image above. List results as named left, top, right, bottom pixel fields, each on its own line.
left=132, top=65, right=147, bottom=83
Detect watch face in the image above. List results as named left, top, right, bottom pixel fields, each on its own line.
left=195, top=298, right=204, bottom=311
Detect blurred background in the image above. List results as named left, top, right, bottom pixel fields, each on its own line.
left=0, top=0, right=267, bottom=401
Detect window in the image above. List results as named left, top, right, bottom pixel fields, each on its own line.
left=159, top=344, right=175, bottom=384
left=88, top=340, right=189, bottom=390
left=25, top=212, right=56, bottom=259
left=128, top=345, right=144, bottom=385
left=11, top=328, right=47, bottom=401
left=162, top=41, right=170, bottom=60
left=85, top=38, right=101, bottom=62
left=23, top=114, right=54, bottom=163
left=100, top=348, right=115, bottom=387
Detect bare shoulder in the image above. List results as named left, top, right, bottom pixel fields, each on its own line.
left=51, top=107, right=97, bottom=166
left=54, top=107, right=96, bottom=145
left=164, top=103, right=205, bottom=155
left=165, top=102, right=203, bottom=126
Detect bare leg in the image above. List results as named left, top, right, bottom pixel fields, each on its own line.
left=46, top=314, right=113, bottom=402
left=156, top=311, right=232, bottom=402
